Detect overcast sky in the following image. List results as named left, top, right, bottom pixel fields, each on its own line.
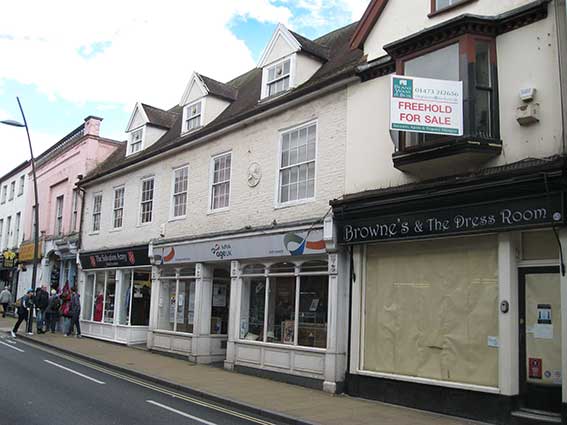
left=0, top=0, right=368, bottom=177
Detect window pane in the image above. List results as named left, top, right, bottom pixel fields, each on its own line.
left=475, top=41, right=491, bottom=87
left=242, top=264, right=265, bottom=275
left=83, top=274, right=94, bottom=321
left=93, top=272, right=105, bottom=322
left=157, top=279, right=175, bottom=331
left=298, top=275, right=328, bottom=348
left=119, top=271, right=131, bottom=325
left=474, top=89, right=492, bottom=138
left=241, top=277, right=266, bottom=340
left=104, top=271, right=116, bottom=324
left=405, top=43, right=459, bottom=81
left=266, top=277, right=296, bottom=344
left=436, top=0, right=452, bottom=9
left=176, top=280, right=195, bottom=333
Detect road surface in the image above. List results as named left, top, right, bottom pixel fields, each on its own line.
left=0, top=335, right=283, bottom=425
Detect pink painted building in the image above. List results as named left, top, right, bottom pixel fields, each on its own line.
left=17, top=116, right=122, bottom=298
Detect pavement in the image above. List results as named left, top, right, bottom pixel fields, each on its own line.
left=0, top=316, right=483, bottom=425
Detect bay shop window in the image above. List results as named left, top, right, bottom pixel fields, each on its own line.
left=240, top=260, right=329, bottom=349
left=83, top=269, right=151, bottom=326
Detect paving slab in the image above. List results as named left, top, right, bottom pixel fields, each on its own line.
left=0, top=317, right=484, bottom=425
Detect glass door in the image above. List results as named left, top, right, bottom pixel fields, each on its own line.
left=519, top=267, right=562, bottom=412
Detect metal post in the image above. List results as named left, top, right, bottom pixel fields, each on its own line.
left=16, top=97, right=39, bottom=334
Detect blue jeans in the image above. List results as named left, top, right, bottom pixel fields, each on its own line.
left=36, top=309, right=46, bottom=332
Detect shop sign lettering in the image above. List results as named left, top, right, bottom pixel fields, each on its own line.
left=337, top=194, right=563, bottom=244
left=80, top=245, right=150, bottom=269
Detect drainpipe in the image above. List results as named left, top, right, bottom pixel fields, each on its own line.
left=555, top=0, right=567, bottom=154
left=76, top=178, right=86, bottom=289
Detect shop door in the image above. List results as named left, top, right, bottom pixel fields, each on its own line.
left=519, top=267, right=562, bottom=412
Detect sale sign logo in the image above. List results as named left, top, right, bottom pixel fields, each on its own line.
left=390, top=75, right=463, bottom=136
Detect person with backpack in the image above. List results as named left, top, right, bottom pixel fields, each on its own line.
left=0, top=286, right=12, bottom=317
left=66, top=286, right=82, bottom=338
left=34, top=285, right=49, bottom=334
left=11, top=289, right=34, bottom=337
left=45, top=289, right=61, bottom=333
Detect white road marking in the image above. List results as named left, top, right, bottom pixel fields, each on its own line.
left=146, top=400, right=219, bottom=425
left=44, top=360, right=105, bottom=384
left=0, top=340, right=24, bottom=352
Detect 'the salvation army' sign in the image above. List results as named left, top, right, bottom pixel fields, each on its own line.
left=390, top=75, right=463, bottom=136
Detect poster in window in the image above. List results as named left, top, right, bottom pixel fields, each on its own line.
left=212, top=283, right=227, bottom=307
left=282, top=320, right=294, bottom=345
left=177, top=293, right=185, bottom=324
left=169, top=295, right=176, bottom=323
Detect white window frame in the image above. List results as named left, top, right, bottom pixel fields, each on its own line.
left=18, top=175, right=25, bottom=196
left=1, top=185, right=6, bottom=204
left=4, top=216, right=11, bottom=248
left=275, top=120, right=318, bottom=208
left=182, top=99, right=204, bottom=134
left=112, top=186, right=125, bottom=229
left=55, top=195, right=64, bottom=236
left=91, top=192, right=103, bottom=233
left=0, top=219, right=3, bottom=250
left=139, top=176, right=155, bottom=225
left=261, top=55, right=296, bottom=99
left=71, top=190, right=79, bottom=232
left=13, top=212, right=20, bottom=248
left=128, top=127, right=144, bottom=155
left=170, top=165, right=189, bottom=220
left=8, top=181, right=15, bottom=201
left=208, top=152, right=232, bottom=213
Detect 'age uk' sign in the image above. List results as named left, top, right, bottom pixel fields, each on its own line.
left=390, top=75, right=463, bottom=136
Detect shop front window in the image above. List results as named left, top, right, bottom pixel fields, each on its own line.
left=240, top=259, right=328, bottom=348
left=157, top=267, right=196, bottom=334
left=83, top=274, right=94, bottom=321
left=103, top=271, right=116, bottom=323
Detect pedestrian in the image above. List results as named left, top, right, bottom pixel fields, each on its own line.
left=0, top=286, right=11, bottom=318
left=66, top=286, right=81, bottom=338
left=60, top=288, right=72, bottom=335
left=11, top=289, right=34, bottom=337
left=45, top=289, right=61, bottom=333
left=34, top=285, right=49, bottom=334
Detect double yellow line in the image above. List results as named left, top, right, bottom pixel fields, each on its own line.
left=19, top=340, right=277, bottom=425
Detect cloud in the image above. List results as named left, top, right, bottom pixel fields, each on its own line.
left=0, top=0, right=365, bottom=116
left=0, top=109, right=60, bottom=176
left=0, top=0, right=293, bottom=111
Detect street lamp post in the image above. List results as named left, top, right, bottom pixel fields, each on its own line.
left=1, top=97, right=40, bottom=334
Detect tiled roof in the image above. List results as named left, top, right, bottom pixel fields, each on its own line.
left=289, top=30, right=330, bottom=61
left=140, top=103, right=179, bottom=129
left=81, top=22, right=363, bottom=185
left=198, top=74, right=238, bottom=101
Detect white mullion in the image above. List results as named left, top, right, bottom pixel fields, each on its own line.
left=102, top=272, right=108, bottom=323
left=91, top=274, right=96, bottom=321
left=294, top=274, right=300, bottom=346
left=128, top=271, right=134, bottom=326
left=263, top=276, right=270, bottom=343
left=174, top=277, right=180, bottom=332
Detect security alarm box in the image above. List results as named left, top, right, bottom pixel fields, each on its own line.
left=516, top=103, right=540, bottom=126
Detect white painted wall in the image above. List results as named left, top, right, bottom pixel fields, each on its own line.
left=364, top=0, right=540, bottom=60
left=144, top=125, right=167, bottom=150
left=204, top=96, right=231, bottom=126
left=129, top=108, right=146, bottom=131
left=81, top=89, right=347, bottom=252
left=295, top=53, right=324, bottom=88
left=263, top=33, right=296, bottom=66
left=345, top=11, right=563, bottom=194
left=0, top=165, right=31, bottom=251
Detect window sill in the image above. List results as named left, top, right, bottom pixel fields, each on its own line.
left=88, top=231, right=100, bottom=236
left=136, top=221, right=153, bottom=228
left=428, top=0, right=478, bottom=18
left=236, top=339, right=327, bottom=353
left=181, top=125, right=203, bottom=136
left=168, top=215, right=186, bottom=223
left=275, top=197, right=316, bottom=210
left=258, top=89, right=293, bottom=104
left=207, top=207, right=230, bottom=216
left=109, top=227, right=123, bottom=233
left=152, top=329, right=194, bottom=338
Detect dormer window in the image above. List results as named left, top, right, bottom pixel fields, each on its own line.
left=129, top=128, right=143, bottom=154
left=184, top=101, right=202, bottom=132
left=267, top=58, right=291, bottom=97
